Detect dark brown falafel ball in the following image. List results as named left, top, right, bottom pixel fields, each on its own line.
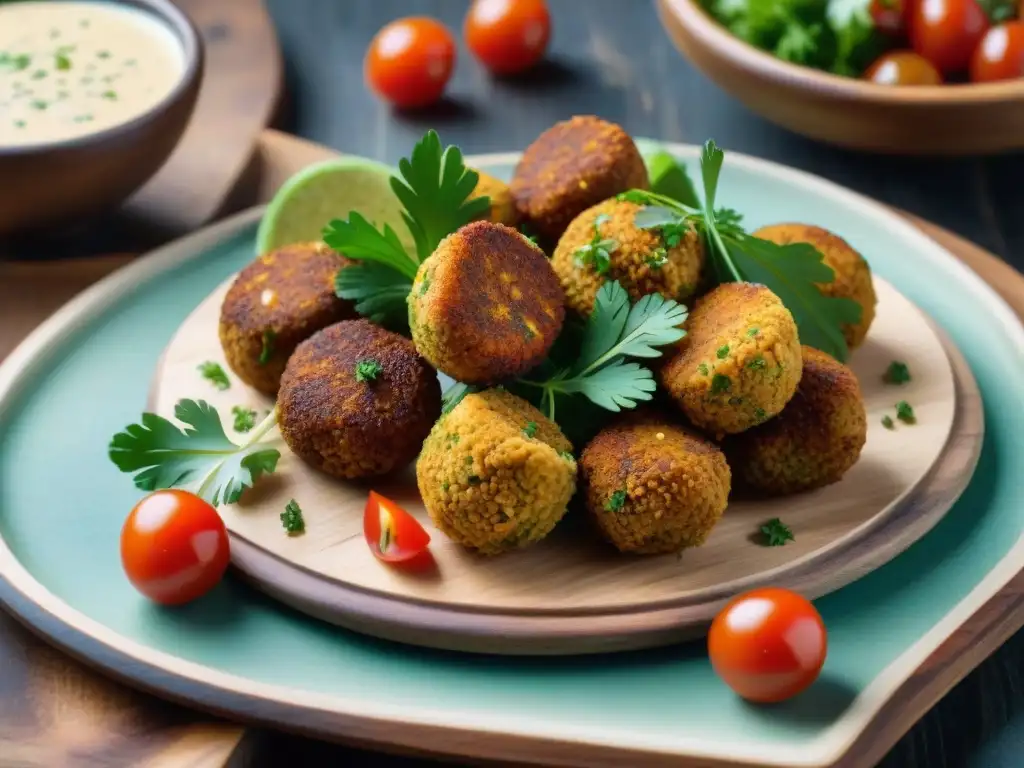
left=219, top=242, right=356, bottom=395
left=723, top=346, right=867, bottom=495
left=408, top=221, right=565, bottom=385
left=510, top=116, right=649, bottom=243
left=278, top=319, right=441, bottom=480
left=580, top=412, right=731, bottom=555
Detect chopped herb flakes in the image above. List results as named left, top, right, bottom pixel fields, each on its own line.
left=646, top=249, right=668, bottom=270
left=354, top=358, right=382, bottom=382
left=281, top=499, right=305, bottom=535
left=747, top=327, right=759, bottom=337
left=710, top=373, right=731, bottom=394
left=883, top=361, right=911, bottom=385
left=198, top=361, right=230, bottom=390
left=605, top=489, right=627, bottom=512
left=882, top=415, right=895, bottom=430
left=760, top=518, right=793, bottom=547
left=747, top=356, right=766, bottom=370
left=523, top=421, right=538, bottom=438
left=698, top=363, right=710, bottom=376
left=231, top=406, right=257, bottom=433
left=896, top=401, right=916, bottom=425
left=573, top=213, right=617, bottom=275
left=258, top=330, right=276, bottom=365
left=716, top=345, right=730, bottom=359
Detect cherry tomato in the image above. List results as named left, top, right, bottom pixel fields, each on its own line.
left=120, top=490, right=230, bottom=606
left=871, top=0, right=912, bottom=36
left=364, top=17, right=456, bottom=109
left=364, top=491, right=431, bottom=563
left=910, top=0, right=990, bottom=74
left=708, top=587, right=828, bottom=704
left=970, top=21, right=1024, bottom=81
left=865, top=50, right=944, bottom=84
left=464, top=0, right=551, bottom=75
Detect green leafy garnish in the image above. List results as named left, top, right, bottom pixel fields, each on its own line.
left=883, top=361, right=911, bottom=385
left=55, top=53, right=72, bottom=71
left=198, top=361, right=230, bottom=390
left=231, top=405, right=257, bottom=433
left=441, top=381, right=479, bottom=414
left=573, top=214, right=618, bottom=275
left=108, top=400, right=280, bottom=507
left=355, top=358, right=383, bottom=383
left=896, top=400, right=916, bottom=424
left=645, top=149, right=701, bottom=209
left=882, top=415, right=895, bottom=430
left=978, top=0, right=1019, bottom=21
left=760, top=518, right=794, bottom=546
left=0, top=52, right=31, bottom=72
left=646, top=249, right=668, bottom=270
left=523, top=421, right=538, bottom=438
left=605, top=489, right=628, bottom=512
left=258, top=330, right=275, bottom=365
left=281, top=499, right=305, bottom=535
left=626, top=140, right=861, bottom=362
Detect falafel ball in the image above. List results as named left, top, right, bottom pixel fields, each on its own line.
left=471, top=169, right=518, bottom=227
left=510, top=116, right=650, bottom=243
left=723, top=346, right=867, bottom=495
left=579, top=412, right=731, bottom=555
left=408, top=221, right=565, bottom=385
left=278, top=319, right=441, bottom=480
left=552, top=198, right=705, bottom=316
left=659, top=283, right=803, bottom=437
left=753, top=223, right=876, bottom=349
left=219, top=242, right=356, bottom=395
left=417, top=389, right=577, bottom=555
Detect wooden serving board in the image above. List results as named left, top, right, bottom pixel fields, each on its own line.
left=148, top=202, right=981, bottom=655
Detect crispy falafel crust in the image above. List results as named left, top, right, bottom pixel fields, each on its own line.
left=471, top=169, right=518, bottom=227
left=416, top=390, right=576, bottom=555
left=658, top=282, right=803, bottom=437
left=552, top=198, right=705, bottom=316
left=278, top=319, right=441, bottom=480
left=580, top=413, right=731, bottom=555
left=753, top=223, right=877, bottom=349
left=218, top=241, right=356, bottom=395
left=408, top=221, right=565, bottom=384
left=510, top=116, right=650, bottom=242
left=724, top=346, right=867, bottom=495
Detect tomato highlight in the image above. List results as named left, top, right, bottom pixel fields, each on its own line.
left=708, top=587, right=828, bottom=704
left=970, top=21, right=1024, bottom=81
left=910, top=0, right=990, bottom=74
left=120, top=489, right=230, bottom=606
left=364, top=491, right=431, bottom=563
left=865, top=50, right=944, bottom=84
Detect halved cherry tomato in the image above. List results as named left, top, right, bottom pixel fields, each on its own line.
left=464, top=0, right=551, bottom=75
left=364, top=17, right=456, bottom=109
left=708, top=587, right=827, bottom=704
left=970, top=21, right=1024, bottom=81
left=865, top=50, right=944, bottom=84
left=364, top=491, right=431, bottom=563
left=871, top=0, right=912, bottom=36
left=120, top=490, right=230, bottom=606
left=910, top=0, right=990, bottom=74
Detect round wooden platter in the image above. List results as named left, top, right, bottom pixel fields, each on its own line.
left=149, top=267, right=982, bottom=655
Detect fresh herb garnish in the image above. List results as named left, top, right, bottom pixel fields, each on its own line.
left=258, top=330, right=276, bottom=365
left=97, top=49, right=111, bottom=59
left=605, top=489, right=627, bottom=512
left=55, top=53, right=71, bottom=71
left=326, top=130, right=489, bottom=331
left=896, top=400, right=916, bottom=424
left=760, top=517, right=794, bottom=547
left=355, top=358, right=383, bottom=382
left=101, top=89, right=117, bottom=100
left=646, top=249, right=668, bottom=270
left=108, top=400, right=280, bottom=507
left=883, top=361, right=911, bottom=385
left=573, top=213, right=618, bottom=275
left=716, top=344, right=730, bottom=359
left=978, top=0, right=1018, bottom=23
left=198, top=361, right=230, bottom=390
left=0, top=53, right=31, bottom=72
left=645, top=149, right=701, bottom=209
left=231, top=405, right=257, bottom=433
left=710, top=373, right=731, bottom=394
left=882, top=415, right=895, bottom=430
left=441, top=381, right=479, bottom=414
left=281, top=499, right=306, bottom=535
left=625, top=140, right=862, bottom=362
left=523, top=421, right=538, bottom=438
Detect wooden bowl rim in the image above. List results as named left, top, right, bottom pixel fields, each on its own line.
left=660, top=0, right=1024, bottom=105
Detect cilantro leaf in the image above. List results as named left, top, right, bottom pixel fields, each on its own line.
left=323, top=212, right=418, bottom=280
left=109, top=400, right=281, bottom=507
left=198, top=361, right=230, bottom=390
left=334, top=262, right=413, bottom=332
left=231, top=405, right=257, bottom=433
left=573, top=214, right=617, bottom=275
left=355, top=358, right=383, bottom=382
left=390, top=130, right=491, bottom=263
left=978, top=0, right=1018, bottom=22
left=760, top=518, right=794, bottom=546
left=645, top=150, right=701, bottom=209
left=555, top=358, right=658, bottom=411
left=281, top=499, right=306, bottom=535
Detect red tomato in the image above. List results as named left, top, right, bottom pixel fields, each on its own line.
left=708, top=587, right=828, bottom=704
left=364, top=17, right=456, bottom=109
left=871, top=0, right=912, bottom=36
left=970, top=21, right=1024, bottom=81
left=910, top=0, right=990, bottom=74
left=865, top=50, right=944, bottom=84
left=464, top=0, right=551, bottom=75
left=364, top=491, right=431, bottom=563
left=120, top=490, right=230, bottom=606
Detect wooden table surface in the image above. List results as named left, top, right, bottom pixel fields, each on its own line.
left=1, top=1, right=1022, bottom=766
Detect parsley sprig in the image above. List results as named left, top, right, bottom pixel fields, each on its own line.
left=325, top=130, right=490, bottom=330
left=109, top=399, right=280, bottom=507
left=572, top=214, right=618, bottom=275
left=625, top=141, right=862, bottom=362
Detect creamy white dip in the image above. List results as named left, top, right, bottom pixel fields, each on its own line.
left=0, top=1, right=185, bottom=147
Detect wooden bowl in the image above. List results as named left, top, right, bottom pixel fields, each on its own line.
left=656, top=0, right=1024, bottom=155
left=0, top=0, right=203, bottom=237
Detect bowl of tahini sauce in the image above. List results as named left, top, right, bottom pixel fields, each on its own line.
left=0, top=0, right=202, bottom=236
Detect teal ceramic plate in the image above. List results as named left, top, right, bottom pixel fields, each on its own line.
left=0, top=143, right=1021, bottom=768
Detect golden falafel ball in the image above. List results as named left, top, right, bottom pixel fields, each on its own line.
left=579, top=412, right=731, bottom=555
left=510, top=116, right=649, bottom=243
left=416, top=389, right=576, bottom=555
left=723, top=346, right=867, bottom=495
left=408, top=221, right=565, bottom=385
left=219, top=242, right=356, bottom=395
left=278, top=319, right=441, bottom=480
left=753, top=223, right=876, bottom=349
left=552, top=198, right=705, bottom=316
left=658, top=283, right=803, bottom=437
left=471, top=169, right=518, bottom=227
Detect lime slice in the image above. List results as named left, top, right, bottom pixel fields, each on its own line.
left=255, top=156, right=413, bottom=256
